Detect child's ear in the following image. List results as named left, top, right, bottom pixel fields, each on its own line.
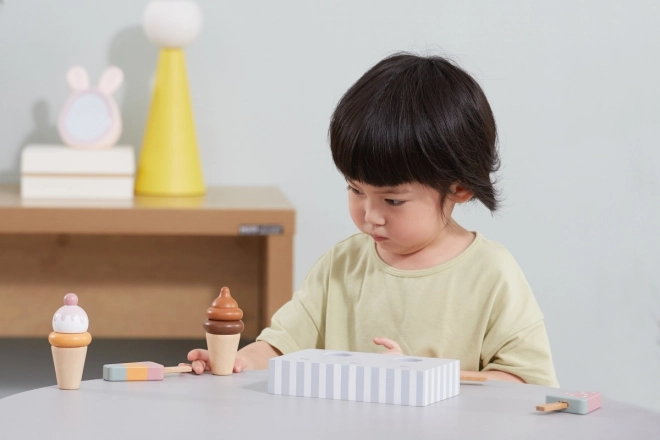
left=98, top=66, right=124, bottom=95
left=450, top=184, right=473, bottom=203
left=66, top=66, right=90, bottom=91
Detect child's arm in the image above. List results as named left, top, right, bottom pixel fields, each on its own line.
left=373, top=336, right=524, bottom=383
left=236, top=341, right=282, bottom=371
left=183, top=341, right=282, bottom=374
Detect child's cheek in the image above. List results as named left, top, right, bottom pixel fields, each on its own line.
left=348, top=199, right=364, bottom=229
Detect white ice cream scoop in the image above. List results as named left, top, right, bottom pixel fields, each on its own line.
left=52, top=293, right=89, bottom=334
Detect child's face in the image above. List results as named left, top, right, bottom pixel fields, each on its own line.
left=346, top=180, right=451, bottom=258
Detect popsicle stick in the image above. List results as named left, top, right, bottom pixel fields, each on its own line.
left=536, top=401, right=569, bottom=412
left=164, top=365, right=192, bottom=374
left=460, top=374, right=487, bottom=382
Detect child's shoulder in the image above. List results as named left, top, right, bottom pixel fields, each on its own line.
left=473, top=233, right=515, bottom=260
left=469, top=233, right=526, bottom=276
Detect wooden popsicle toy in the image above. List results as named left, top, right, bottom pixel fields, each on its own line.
left=536, top=391, right=602, bottom=415
left=103, top=362, right=192, bottom=381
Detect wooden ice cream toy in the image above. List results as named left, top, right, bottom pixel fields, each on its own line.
left=204, top=287, right=244, bottom=375
left=48, top=293, right=92, bottom=390
left=536, top=390, right=603, bottom=415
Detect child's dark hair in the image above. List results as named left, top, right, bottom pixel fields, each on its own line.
left=329, top=53, right=500, bottom=212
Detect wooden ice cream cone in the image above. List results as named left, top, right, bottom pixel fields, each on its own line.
left=206, top=333, right=240, bottom=376
left=51, top=346, right=87, bottom=390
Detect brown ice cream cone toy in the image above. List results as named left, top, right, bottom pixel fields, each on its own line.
left=48, top=293, right=92, bottom=390
left=204, top=287, right=243, bottom=375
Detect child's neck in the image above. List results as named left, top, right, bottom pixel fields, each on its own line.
left=377, top=221, right=475, bottom=271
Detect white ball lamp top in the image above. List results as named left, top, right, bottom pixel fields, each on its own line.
left=143, top=0, right=202, bottom=48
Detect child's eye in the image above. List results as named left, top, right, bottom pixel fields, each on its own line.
left=347, top=185, right=363, bottom=195
left=385, top=199, right=405, bottom=206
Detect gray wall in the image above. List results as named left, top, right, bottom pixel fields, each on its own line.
left=1, top=1, right=659, bottom=411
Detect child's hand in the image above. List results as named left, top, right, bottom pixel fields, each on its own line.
left=180, top=349, right=249, bottom=374
left=373, top=337, right=404, bottom=355
left=182, top=349, right=210, bottom=374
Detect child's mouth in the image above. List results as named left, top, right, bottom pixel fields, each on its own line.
left=371, top=234, right=388, bottom=242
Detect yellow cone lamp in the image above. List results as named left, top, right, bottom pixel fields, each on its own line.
left=136, top=0, right=205, bottom=196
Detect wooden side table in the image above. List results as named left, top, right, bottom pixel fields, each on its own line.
left=0, top=185, right=295, bottom=340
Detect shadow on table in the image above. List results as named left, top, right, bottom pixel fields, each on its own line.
left=242, top=380, right=269, bottom=394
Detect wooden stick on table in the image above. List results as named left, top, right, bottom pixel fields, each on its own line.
left=536, top=402, right=569, bottom=412
left=460, top=374, right=488, bottom=382
left=163, top=366, right=193, bottom=374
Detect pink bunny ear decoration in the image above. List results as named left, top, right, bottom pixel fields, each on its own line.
left=66, top=66, right=90, bottom=91
left=98, top=67, right=124, bottom=95
left=57, top=65, right=124, bottom=150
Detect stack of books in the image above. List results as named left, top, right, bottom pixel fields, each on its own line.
left=21, top=145, right=135, bottom=200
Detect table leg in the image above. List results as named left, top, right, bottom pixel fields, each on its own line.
left=261, top=235, right=294, bottom=331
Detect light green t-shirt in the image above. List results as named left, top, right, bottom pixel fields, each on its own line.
left=257, top=232, right=559, bottom=387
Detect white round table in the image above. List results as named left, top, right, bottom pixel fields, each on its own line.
left=0, top=371, right=658, bottom=439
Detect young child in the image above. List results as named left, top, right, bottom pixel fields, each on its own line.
left=185, top=53, right=559, bottom=387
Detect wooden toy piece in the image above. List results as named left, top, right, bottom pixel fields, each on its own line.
left=52, top=347, right=88, bottom=390
left=57, top=65, right=124, bottom=150
left=103, top=362, right=192, bottom=381
left=459, top=374, right=488, bottom=385
left=536, top=391, right=602, bottom=415
left=268, top=349, right=460, bottom=407
left=204, top=287, right=244, bottom=376
left=49, top=293, right=92, bottom=390
left=460, top=374, right=487, bottom=382
left=537, top=401, right=569, bottom=412
left=135, top=0, right=205, bottom=197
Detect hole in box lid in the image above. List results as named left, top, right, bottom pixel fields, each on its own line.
left=391, top=357, right=423, bottom=363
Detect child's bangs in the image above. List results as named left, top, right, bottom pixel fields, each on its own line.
left=332, top=110, right=444, bottom=190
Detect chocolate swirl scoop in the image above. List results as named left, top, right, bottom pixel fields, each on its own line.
left=206, top=287, right=244, bottom=321
left=203, top=287, right=244, bottom=335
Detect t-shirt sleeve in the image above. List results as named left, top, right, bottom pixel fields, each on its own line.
left=479, top=257, right=559, bottom=387
left=255, top=251, right=330, bottom=354
left=481, top=320, right=559, bottom=387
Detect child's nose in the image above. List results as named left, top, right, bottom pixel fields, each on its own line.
left=364, top=204, right=385, bottom=226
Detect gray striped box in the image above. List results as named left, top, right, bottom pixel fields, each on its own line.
left=268, top=349, right=460, bottom=407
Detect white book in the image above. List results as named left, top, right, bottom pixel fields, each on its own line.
left=21, top=144, right=135, bottom=175
left=21, top=145, right=135, bottom=200
left=21, top=176, right=134, bottom=200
